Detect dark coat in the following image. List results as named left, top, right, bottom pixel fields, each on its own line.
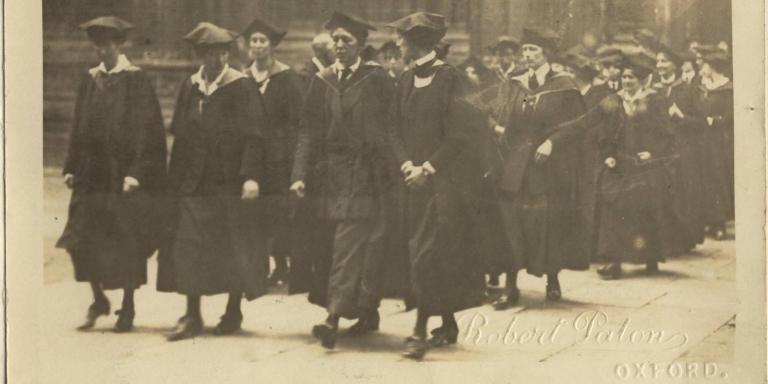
left=390, top=63, right=487, bottom=315
left=596, top=90, right=678, bottom=263
left=492, top=69, right=589, bottom=275
left=697, top=81, right=734, bottom=224
left=157, top=67, right=269, bottom=300
left=57, top=66, right=167, bottom=290
left=290, top=64, right=396, bottom=306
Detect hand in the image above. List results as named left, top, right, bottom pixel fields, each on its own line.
left=706, top=117, right=714, bottom=126
left=241, top=180, right=260, bottom=201
left=668, top=103, right=684, bottom=119
left=637, top=151, right=652, bottom=161
left=290, top=180, right=306, bottom=199
left=64, top=173, right=75, bottom=189
left=404, top=166, right=428, bottom=188
left=534, top=140, right=553, bottom=164
left=604, top=157, right=617, bottom=169
left=494, top=125, right=506, bottom=140
left=400, top=161, right=415, bottom=177
left=123, top=177, right=140, bottom=193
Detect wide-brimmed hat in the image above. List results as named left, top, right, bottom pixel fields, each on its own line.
left=184, top=22, right=239, bottom=47
left=386, top=12, right=447, bottom=48
left=79, top=16, right=134, bottom=42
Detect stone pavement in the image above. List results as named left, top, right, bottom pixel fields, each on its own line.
left=40, top=168, right=737, bottom=383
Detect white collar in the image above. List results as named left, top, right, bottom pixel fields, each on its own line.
left=660, top=73, right=677, bottom=85
left=703, top=75, right=729, bottom=91
left=191, top=64, right=230, bottom=96
left=312, top=57, right=327, bottom=72
left=527, top=62, right=551, bottom=87
left=414, top=51, right=437, bottom=67
left=333, top=57, right=362, bottom=74
left=90, top=54, right=132, bottom=76
left=503, top=63, right=517, bottom=77
left=580, top=83, right=592, bottom=96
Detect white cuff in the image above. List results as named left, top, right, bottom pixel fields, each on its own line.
left=124, top=176, right=140, bottom=187
left=244, top=179, right=259, bottom=189
left=422, top=161, right=436, bottom=175
left=400, top=161, right=414, bottom=172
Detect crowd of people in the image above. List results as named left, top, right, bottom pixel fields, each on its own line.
left=56, top=11, right=734, bottom=360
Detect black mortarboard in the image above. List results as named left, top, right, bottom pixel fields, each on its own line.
left=489, top=36, right=520, bottom=53
left=623, top=52, right=655, bottom=79
left=242, top=17, right=287, bottom=46
left=324, top=11, right=376, bottom=44
left=184, top=22, right=238, bottom=47
left=79, top=16, right=134, bottom=43
left=386, top=12, right=447, bottom=48
left=521, top=27, right=559, bottom=52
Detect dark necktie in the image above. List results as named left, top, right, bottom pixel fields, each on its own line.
left=414, top=59, right=438, bottom=78
left=529, top=72, right=540, bottom=91
left=340, top=68, right=352, bottom=83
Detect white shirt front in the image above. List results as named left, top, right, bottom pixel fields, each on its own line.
left=527, top=62, right=551, bottom=89
left=191, top=64, right=230, bottom=96
left=333, top=57, right=362, bottom=81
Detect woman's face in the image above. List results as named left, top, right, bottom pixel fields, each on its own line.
left=92, top=39, right=119, bottom=64
left=621, top=69, right=641, bottom=92
left=681, top=62, right=696, bottom=79
left=656, top=52, right=675, bottom=75
left=699, top=62, right=713, bottom=78
left=248, top=32, right=272, bottom=61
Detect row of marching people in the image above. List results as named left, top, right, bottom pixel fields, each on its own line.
left=57, top=11, right=489, bottom=360
left=56, top=10, right=732, bottom=361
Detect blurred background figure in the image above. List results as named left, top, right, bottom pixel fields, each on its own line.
left=301, top=32, right=335, bottom=81
left=378, top=40, right=405, bottom=79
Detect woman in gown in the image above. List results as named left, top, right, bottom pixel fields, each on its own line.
left=57, top=16, right=167, bottom=332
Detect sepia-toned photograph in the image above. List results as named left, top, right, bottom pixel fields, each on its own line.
left=4, top=0, right=765, bottom=382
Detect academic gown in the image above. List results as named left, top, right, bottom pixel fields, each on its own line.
left=244, top=61, right=305, bottom=261
left=653, top=78, right=708, bottom=249
left=56, top=66, right=167, bottom=290
left=390, top=62, right=487, bottom=315
left=697, top=81, right=734, bottom=226
left=157, top=67, right=269, bottom=300
left=596, top=90, right=678, bottom=263
left=491, top=70, right=590, bottom=276
left=291, top=64, right=396, bottom=318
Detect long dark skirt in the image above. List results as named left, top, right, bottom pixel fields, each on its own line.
left=404, top=181, right=486, bottom=316
left=288, top=196, right=337, bottom=305
left=157, top=195, right=269, bottom=300
left=57, top=189, right=158, bottom=290
left=598, top=169, right=672, bottom=264
left=700, top=125, right=732, bottom=226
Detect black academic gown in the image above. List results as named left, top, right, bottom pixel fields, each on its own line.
left=390, top=62, right=487, bottom=315
left=244, top=62, right=305, bottom=260
left=157, top=67, right=269, bottom=300
left=697, top=80, right=734, bottom=226
left=491, top=69, right=590, bottom=276
left=57, top=66, right=167, bottom=290
left=291, top=63, right=396, bottom=318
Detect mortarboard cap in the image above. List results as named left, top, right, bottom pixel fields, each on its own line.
left=184, top=22, right=239, bottom=47
left=242, top=17, right=287, bottom=46
left=386, top=12, right=447, bottom=48
left=325, top=11, right=376, bottom=44
left=79, top=16, right=134, bottom=42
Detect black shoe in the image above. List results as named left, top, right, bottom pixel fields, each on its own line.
left=402, top=335, right=428, bottom=360
left=167, top=315, right=203, bottom=342
left=546, top=280, right=562, bottom=301
left=312, top=323, right=338, bottom=349
left=348, top=311, right=380, bottom=336
left=77, top=300, right=110, bottom=331
left=114, top=308, right=135, bottom=333
left=597, top=263, right=622, bottom=280
left=491, top=287, right=520, bottom=310
left=428, top=325, right=459, bottom=347
left=213, top=312, right=243, bottom=335
left=645, top=261, right=660, bottom=274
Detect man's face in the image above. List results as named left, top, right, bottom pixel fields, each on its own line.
left=332, top=28, right=361, bottom=65
left=380, top=50, right=404, bottom=76
left=656, top=52, right=675, bottom=76
left=248, top=32, right=271, bottom=61
left=496, top=47, right=516, bottom=69
left=521, top=44, right=546, bottom=70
